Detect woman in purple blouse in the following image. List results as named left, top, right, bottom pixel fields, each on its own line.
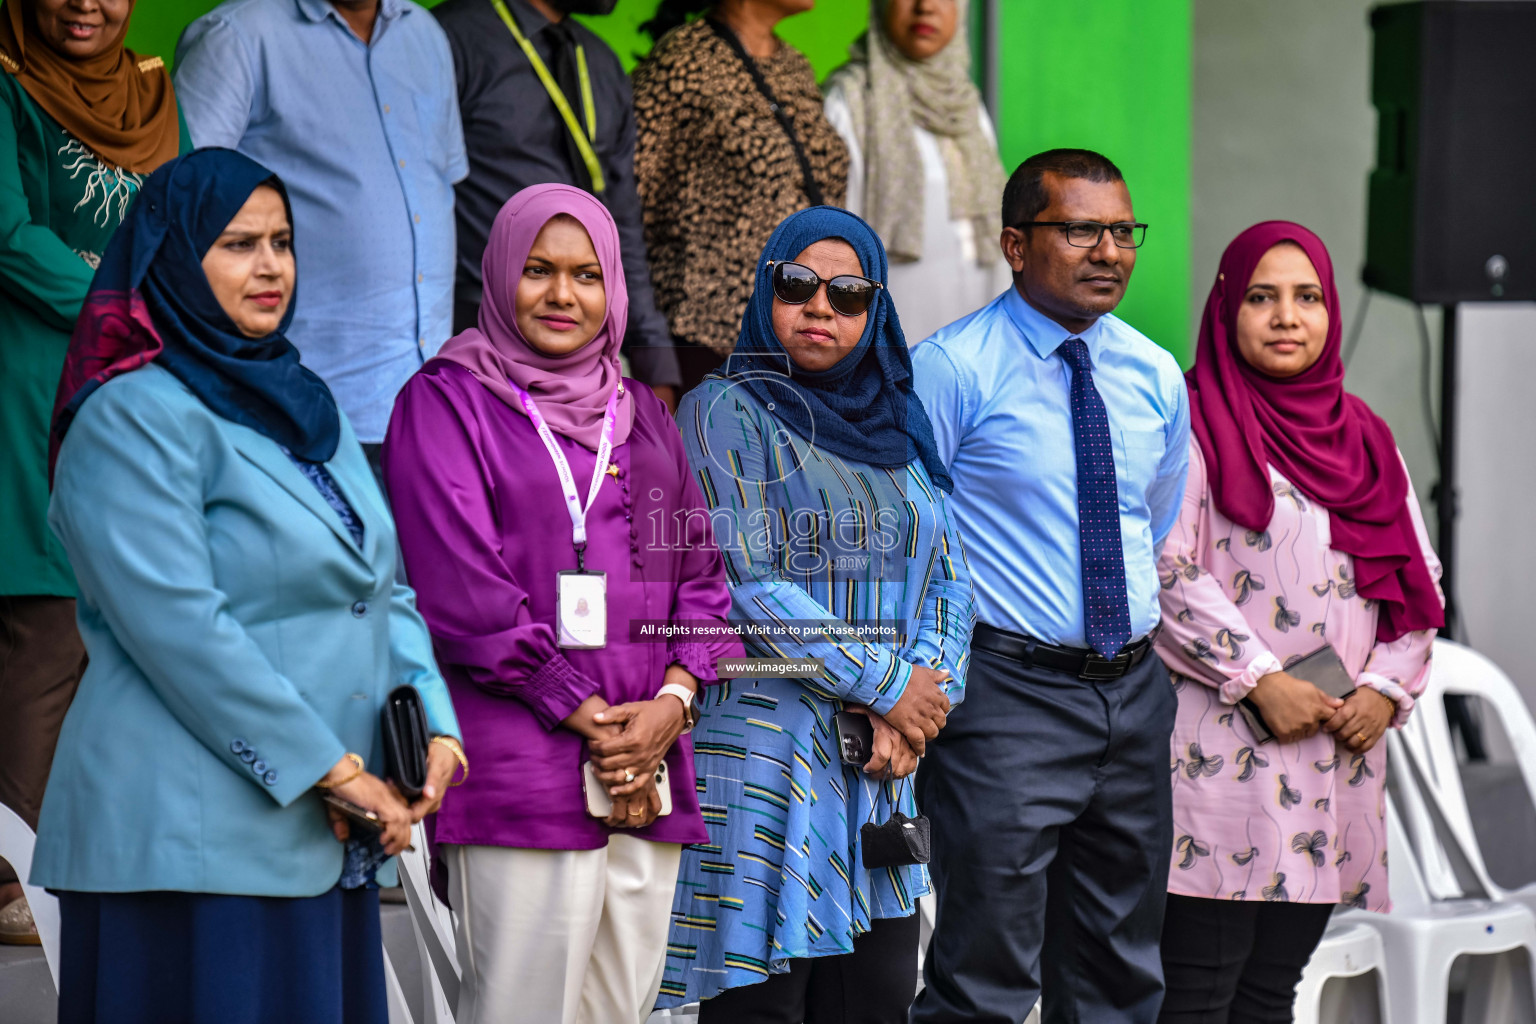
left=383, top=184, right=741, bottom=1024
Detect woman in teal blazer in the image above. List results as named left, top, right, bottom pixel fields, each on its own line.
left=33, top=149, right=463, bottom=1024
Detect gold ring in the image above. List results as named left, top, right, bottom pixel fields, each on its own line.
left=623, top=769, right=636, bottom=783
left=628, top=807, right=643, bottom=816
left=1356, top=731, right=1368, bottom=744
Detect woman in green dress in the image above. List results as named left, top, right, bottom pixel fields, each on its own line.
left=0, top=0, right=185, bottom=945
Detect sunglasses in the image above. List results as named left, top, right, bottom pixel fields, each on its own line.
left=767, top=260, right=882, bottom=317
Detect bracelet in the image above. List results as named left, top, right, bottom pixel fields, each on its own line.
left=431, top=735, right=469, bottom=787
left=1372, top=688, right=1398, bottom=714
left=314, top=752, right=364, bottom=789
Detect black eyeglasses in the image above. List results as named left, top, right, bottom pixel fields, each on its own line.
left=767, top=260, right=882, bottom=316
left=1014, top=221, right=1149, bottom=249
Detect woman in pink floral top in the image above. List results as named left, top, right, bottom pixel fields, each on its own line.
left=1153, top=222, right=1443, bottom=1023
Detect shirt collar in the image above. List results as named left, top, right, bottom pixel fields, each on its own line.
left=505, top=0, right=557, bottom=37
left=297, top=0, right=406, bottom=29
left=1001, top=285, right=1106, bottom=364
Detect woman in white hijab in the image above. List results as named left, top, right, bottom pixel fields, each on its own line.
left=825, top=0, right=1010, bottom=346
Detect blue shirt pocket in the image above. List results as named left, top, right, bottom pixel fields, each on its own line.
left=1115, top=428, right=1167, bottom=516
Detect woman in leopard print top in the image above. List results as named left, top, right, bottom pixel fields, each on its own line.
left=633, top=8, right=849, bottom=389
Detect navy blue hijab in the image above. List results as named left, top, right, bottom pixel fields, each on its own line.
left=722, top=206, right=952, bottom=492
left=52, top=148, right=340, bottom=471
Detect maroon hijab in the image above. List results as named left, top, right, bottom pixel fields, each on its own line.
left=1188, top=221, right=1442, bottom=643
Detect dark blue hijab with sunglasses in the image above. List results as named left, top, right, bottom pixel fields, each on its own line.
left=52, top=148, right=340, bottom=472
left=722, top=206, right=952, bottom=493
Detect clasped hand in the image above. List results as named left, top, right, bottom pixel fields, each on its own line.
left=321, top=743, right=458, bottom=856
left=588, top=696, right=685, bottom=796
left=1248, top=671, right=1394, bottom=751
left=560, top=668, right=697, bottom=828
left=846, top=663, right=954, bottom=779
left=1321, top=687, right=1395, bottom=753
left=882, top=665, right=952, bottom=756
left=842, top=706, right=918, bottom=779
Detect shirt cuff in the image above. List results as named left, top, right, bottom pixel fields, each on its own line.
left=1218, top=650, right=1285, bottom=706
left=522, top=654, right=604, bottom=731
left=865, top=656, right=913, bottom=717
left=669, top=641, right=722, bottom=683
left=1357, top=672, right=1415, bottom=729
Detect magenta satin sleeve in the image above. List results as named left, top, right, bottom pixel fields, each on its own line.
left=382, top=371, right=601, bottom=731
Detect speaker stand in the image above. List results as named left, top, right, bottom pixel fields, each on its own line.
left=1436, top=303, right=1487, bottom=760
left=1436, top=302, right=1459, bottom=640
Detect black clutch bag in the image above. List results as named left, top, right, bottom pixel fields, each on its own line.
left=382, top=685, right=430, bottom=800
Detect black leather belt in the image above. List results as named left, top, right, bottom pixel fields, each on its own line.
left=973, top=622, right=1157, bottom=681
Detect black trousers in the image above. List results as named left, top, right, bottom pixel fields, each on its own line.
left=699, top=913, right=921, bottom=1024
left=0, top=595, right=88, bottom=887
left=1157, top=895, right=1334, bottom=1024
left=912, top=646, right=1177, bottom=1024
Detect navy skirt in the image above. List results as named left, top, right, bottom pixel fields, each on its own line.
left=57, top=885, right=387, bottom=1024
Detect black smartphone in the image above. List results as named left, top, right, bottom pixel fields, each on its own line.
left=834, top=710, right=875, bottom=767
left=322, top=793, right=384, bottom=833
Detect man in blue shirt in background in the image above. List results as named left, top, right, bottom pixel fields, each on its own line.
left=175, top=0, right=467, bottom=470
left=911, top=149, right=1190, bottom=1024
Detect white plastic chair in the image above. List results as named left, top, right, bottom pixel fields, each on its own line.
left=0, top=802, right=60, bottom=992
left=1397, top=640, right=1536, bottom=907
left=384, top=943, right=415, bottom=1024
left=1369, top=739, right=1536, bottom=1023
left=397, top=823, right=460, bottom=1023
left=1292, top=912, right=1385, bottom=1024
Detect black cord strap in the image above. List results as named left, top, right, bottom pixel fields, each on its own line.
left=705, top=17, right=826, bottom=208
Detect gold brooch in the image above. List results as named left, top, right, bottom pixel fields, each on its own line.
left=137, top=56, right=165, bottom=73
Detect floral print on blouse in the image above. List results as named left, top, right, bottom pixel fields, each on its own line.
left=1153, top=438, right=1441, bottom=912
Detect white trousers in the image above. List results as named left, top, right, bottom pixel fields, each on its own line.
left=447, top=837, right=683, bottom=1024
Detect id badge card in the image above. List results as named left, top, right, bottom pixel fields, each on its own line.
left=557, top=570, right=607, bottom=649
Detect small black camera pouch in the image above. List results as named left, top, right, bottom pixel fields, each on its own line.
left=859, top=777, right=932, bottom=869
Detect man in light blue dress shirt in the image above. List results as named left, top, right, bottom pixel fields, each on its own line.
left=174, top=0, right=467, bottom=452
left=910, top=150, right=1190, bottom=1023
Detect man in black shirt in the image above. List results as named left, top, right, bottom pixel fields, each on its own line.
left=435, top=0, right=682, bottom=406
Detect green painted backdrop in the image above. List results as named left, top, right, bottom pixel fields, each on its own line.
left=990, top=2, right=1193, bottom=360
left=126, top=0, right=1192, bottom=361
left=124, top=0, right=868, bottom=78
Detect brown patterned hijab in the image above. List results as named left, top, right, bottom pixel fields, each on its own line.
left=0, top=0, right=178, bottom=173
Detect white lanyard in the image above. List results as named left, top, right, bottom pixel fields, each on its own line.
left=513, top=384, right=620, bottom=562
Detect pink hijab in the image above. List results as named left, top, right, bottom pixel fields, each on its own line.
left=1188, top=221, right=1442, bottom=643
left=433, top=184, right=633, bottom=449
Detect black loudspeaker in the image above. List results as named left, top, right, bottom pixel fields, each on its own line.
left=1364, top=2, right=1536, bottom=303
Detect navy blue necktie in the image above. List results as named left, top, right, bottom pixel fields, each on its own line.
left=1060, top=338, right=1132, bottom=658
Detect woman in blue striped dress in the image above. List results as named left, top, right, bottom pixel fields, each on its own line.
left=657, top=206, right=975, bottom=1022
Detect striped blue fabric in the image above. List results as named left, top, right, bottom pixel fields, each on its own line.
left=658, top=378, right=975, bottom=1007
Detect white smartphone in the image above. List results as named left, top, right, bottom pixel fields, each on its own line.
left=582, top=760, right=673, bottom=820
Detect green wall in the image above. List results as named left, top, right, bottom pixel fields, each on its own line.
left=126, top=0, right=1192, bottom=361
left=991, top=1, right=1193, bottom=362
left=125, top=0, right=867, bottom=77
left=568, top=1, right=868, bottom=76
